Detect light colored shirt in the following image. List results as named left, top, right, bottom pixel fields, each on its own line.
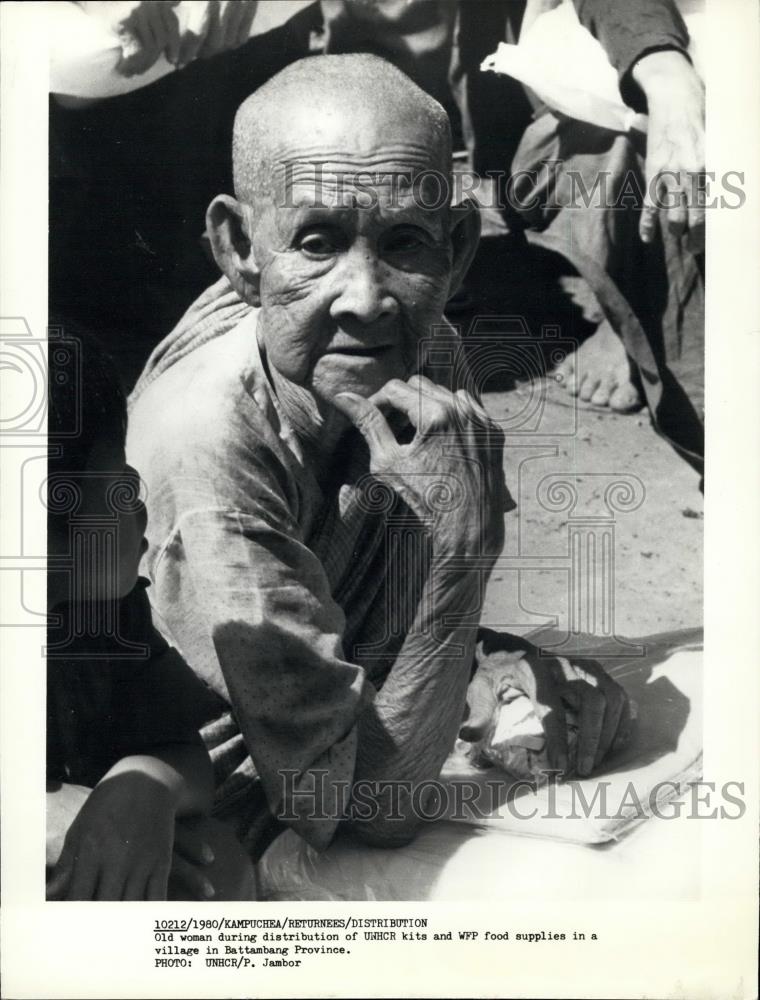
left=128, top=277, right=468, bottom=851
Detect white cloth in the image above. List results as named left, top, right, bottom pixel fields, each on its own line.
left=257, top=629, right=703, bottom=900
left=49, top=1, right=315, bottom=99
left=481, top=0, right=704, bottom=133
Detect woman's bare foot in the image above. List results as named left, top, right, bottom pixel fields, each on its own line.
left=554, top=320, right=643, bottom=412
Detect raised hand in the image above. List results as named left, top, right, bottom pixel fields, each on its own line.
left=633, top=50, right=706, bottom=253
left=80, top=1, right=182, bottom=77
left=333, top=375, right=508, bottom=562
left=196, top=1, right=258, bottom=61
left=80, top=1, right=258, bottom=76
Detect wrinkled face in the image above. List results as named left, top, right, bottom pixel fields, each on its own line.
left=250, top=122, right=455, bottom=405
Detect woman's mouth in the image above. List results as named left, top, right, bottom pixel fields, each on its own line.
left=328, top=343, right=395, bottom=357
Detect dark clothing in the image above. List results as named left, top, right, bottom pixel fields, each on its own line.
left=574, top=0, right=690, bottom=110
left=47, top=579, right=219, bottom=789
left=456, top=0, right=690, bottom=180
left=49, top=4, right=321, bottom=389
left=509, top=110, right=703, bottom=474
left=50, top=0, right=690, bottom=389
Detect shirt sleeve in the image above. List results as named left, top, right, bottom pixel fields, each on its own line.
left=573, top=0, right=691, bottom=112
left=152, top=441, right=375, bottom=852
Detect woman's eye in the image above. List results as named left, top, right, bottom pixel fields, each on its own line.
left=385, top=230, right=428, bottom=254
left=297, top=231, right=339, bottom=257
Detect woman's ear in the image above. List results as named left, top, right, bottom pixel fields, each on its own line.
left=206, top=195, right=262, bottom=306
left=448, top=196, right=482, bottom=298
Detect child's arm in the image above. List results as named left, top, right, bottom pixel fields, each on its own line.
left=46, top=780, right=91, bottom=868
left=46, top=734, right=214, bottom=901
left=107, top=732, right=214, bottom=817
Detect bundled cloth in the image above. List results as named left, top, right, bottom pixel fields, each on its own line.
left=256, top=629, right=703, bottom=900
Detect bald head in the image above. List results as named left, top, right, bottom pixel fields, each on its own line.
left=232, top=54, right=452, bottom=207
left=206, top=52, right=479, bottom=331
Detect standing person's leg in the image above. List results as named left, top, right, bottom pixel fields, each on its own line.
left=455, top=1, right=533, bottom=186
left=509, top=110, right=703, bottom=473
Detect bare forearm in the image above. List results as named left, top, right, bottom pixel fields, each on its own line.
left=105, top=736, right=214, bottom=818
left=632, top=48, right=703, bottom=107
left=328, top=376, right=507, bottom=846
left=46, top=782, right=91, bottom=867
left=631, top=46, right=705, bottom=245
left=349, top=569, right=483, bottom=844
left=573, top=0, right=695, bottom=114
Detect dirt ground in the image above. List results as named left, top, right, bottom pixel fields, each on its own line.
left=454, top=232, right=704, bottom=644
left=479, top=381, right=703, bottom=642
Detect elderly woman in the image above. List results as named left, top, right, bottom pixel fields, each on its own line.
left=128, top=55, right=630, bottom=858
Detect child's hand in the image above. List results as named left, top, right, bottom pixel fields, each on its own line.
left=46, top=771, right=176, bottom=901
left=169, top=817, right=216, bottom=900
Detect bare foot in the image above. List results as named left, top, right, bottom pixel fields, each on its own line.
left=554, top=320, right=643, bottom=412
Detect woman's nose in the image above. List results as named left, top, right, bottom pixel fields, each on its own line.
left=329, top=251, right=398, bottom=326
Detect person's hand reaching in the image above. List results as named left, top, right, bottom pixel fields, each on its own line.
left=80, top=1, right=182, bottom=77
left=632, top=50, right=706, bottom=253
left=172, top=1, right=259, bottom=68
left=196, top=1, right=258, bottom=61
left=79, top=1, right=258, bottom=76
left=459, top=629, right=633, bottom=778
